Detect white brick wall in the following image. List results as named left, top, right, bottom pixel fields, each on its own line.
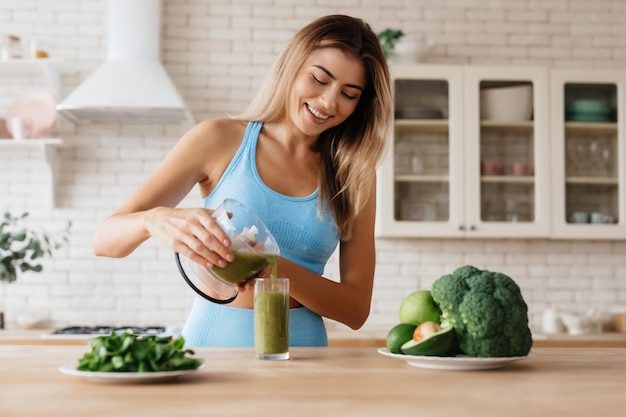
left=1, top=0, right=626, bottom=336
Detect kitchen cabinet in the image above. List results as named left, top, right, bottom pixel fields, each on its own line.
left=0, top=59, right=65, bottom=207
left=377, top=65, right=550, bottom=238
left=550, top=69, right=625, bottom=239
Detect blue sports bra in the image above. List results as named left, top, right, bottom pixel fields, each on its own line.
left=203, top=121, right=339, bottom=275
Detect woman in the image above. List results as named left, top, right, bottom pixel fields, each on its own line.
left=93, top=14, right=393, bottom=346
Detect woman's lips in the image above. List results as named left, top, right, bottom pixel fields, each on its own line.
left=306, top=103, right=331, bottom=123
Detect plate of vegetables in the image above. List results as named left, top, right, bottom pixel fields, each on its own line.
left=59, top=330, right=204, bottom=383
left=378, top=348, right=530, bottom=371
left=381, top=265, right=535, bottom=371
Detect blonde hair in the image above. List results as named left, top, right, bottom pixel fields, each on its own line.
left=236, top=15, right=392, bottom=239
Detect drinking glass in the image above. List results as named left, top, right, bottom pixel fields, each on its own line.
left=254, top=278, right=289, bottom=360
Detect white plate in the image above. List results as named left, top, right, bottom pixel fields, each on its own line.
left=59, top=364, right=204, bottom=383
left=378, top=348, right=530, bottom=371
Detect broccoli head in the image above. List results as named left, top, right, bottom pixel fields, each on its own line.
left=431, top=265, right=532, bottom=357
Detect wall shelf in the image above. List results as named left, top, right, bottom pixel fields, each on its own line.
left=395, top=174, right=450, bottom=183
left=0, top=138, right=64, bottom=206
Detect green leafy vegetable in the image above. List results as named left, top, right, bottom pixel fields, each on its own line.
left=77, top=330, right=203, bottom=372
left=431, top=265, right=532, bottom=358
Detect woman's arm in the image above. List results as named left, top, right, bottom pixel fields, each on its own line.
left=250, top=175, right=377, bottom=329
left=93, top=119, right=241, bottom=268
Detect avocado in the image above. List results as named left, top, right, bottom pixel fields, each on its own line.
left=400, top=326, right=456, bottom=356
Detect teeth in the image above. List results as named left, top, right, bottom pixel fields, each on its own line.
left=307, top=104, right=330, bottom=120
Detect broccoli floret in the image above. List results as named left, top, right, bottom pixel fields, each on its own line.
left=431, top=265, right=532, bottom=357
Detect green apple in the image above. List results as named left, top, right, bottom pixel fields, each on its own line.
left=399, top=290, right=441, bottom=325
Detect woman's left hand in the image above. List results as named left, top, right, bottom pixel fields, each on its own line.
left=236, top=263, right=275, bottom=293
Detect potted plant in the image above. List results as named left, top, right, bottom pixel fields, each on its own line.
left=0, top=212, right=70, bottom=283
left=376, top=28, right=405, bottom=60
left=0, top=212, right=70, bottom=328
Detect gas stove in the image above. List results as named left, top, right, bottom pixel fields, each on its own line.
left=41, top=325, right=173, bottom=340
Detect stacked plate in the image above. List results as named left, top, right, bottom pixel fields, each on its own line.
left=395, top=107, right=444, bottom=119
left=566, top=99, right=611, bottom=122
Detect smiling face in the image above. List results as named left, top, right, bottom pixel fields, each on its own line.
left=287, top=47, right=366, bottom=137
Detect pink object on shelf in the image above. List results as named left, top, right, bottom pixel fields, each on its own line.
left=511, top=162, right=532, bottom=176
left=480, top=160, right=503, bottom=175
left=5, top=90, right=57, bottom=139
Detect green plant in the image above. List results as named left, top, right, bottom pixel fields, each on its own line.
left=0, top=212, right=70, bottom=283
left=376, top=28, right=405, bottom=59
left=431, top=265, right=533, bottom=357
left=78, top=330, right=203, bottom=372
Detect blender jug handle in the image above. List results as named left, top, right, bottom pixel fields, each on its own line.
left=175, top=252, right=238, bottom=304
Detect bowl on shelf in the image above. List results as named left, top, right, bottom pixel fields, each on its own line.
left=480, top=84, right=533, bottom=122
left=565, top=99, right=611, bottom=122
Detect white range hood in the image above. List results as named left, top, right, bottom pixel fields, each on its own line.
left=57, top=0, right=194, bottom=125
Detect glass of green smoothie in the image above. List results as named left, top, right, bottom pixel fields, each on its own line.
left=254, top=278, right=289, bottom=360
left=175, top=198, right=280, bottom=304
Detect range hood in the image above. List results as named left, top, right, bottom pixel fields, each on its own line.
left=57, top=0, right=194, bottom=125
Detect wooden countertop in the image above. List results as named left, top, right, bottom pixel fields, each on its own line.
left=1, top=345, right=625, bottom=417
left=3, top=328, right=626, bottom=347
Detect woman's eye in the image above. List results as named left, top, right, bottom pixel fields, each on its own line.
left=312, top=75, right=326, bottom=85
left=342, top=91, right=357, bottom=100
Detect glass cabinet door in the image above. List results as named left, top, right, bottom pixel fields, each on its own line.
left=551, top=70, right=624, bottom=239
left=376, top=65, right=465, bottom=237
left=464, top=67, right=550, bottom=237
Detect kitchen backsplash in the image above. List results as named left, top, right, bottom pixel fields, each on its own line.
left=1, top=0, right=625, bottom=334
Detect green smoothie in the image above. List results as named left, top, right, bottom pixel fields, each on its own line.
left=254, top=286, right=289, bottom=356
left=211, top=252, right=276, bottom=285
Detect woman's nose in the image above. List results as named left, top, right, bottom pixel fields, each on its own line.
left=319, top=88, right=338, bottom=111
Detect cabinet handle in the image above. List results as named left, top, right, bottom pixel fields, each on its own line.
left=458, top=225, right=465, bottom=231
left=469, top=225, right=477, bottom=231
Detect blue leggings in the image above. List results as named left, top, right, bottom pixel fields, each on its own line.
left=181, top=297, right=328, bottom=347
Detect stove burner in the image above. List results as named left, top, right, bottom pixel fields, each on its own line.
left=52, top=325, right=167, bottom=336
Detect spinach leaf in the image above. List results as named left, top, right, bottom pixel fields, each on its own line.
left=77, top=330, right=203, bottom=372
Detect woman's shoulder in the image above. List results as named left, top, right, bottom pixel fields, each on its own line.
left=187, top=118, right=249, bottom=142
left=176, top=118, right=246, bottom=153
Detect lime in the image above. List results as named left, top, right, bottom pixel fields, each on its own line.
left=398, top=290, right=441, bottom=325
left=386, top=323, right=417, bottom=354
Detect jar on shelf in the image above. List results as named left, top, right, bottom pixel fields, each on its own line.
left=1, top=34, right=23, bottom=60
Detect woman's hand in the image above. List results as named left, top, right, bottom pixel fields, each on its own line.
left=145, top=206, right=234, bottom=268
left=235, top=262, right=276, bottom=293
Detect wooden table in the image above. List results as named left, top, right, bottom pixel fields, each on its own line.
left=1, top=345, right=625, bottom=417
left=4, top=328, right=626, bottom=347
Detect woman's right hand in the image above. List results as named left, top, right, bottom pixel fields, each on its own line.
left=145, top=207, right=234, bottom=268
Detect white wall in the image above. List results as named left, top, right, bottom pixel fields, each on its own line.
left=1, top=0, right=625, bottom=334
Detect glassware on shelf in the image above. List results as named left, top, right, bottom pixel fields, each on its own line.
left=589, top=139, right=600, bottom=175
left=411, top=150, right=424, bottom=174
left=1, top=34, right=23, bottom=60
left=601, top=144, right=612, bottom=177
left=505, top=198, right=519, bottom=222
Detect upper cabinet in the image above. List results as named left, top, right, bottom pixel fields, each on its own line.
left=376, top=65, right=465, bottom=237
left=377, top=64, right=550, bottom=238
left=550, top=69, right=624, bottom=239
